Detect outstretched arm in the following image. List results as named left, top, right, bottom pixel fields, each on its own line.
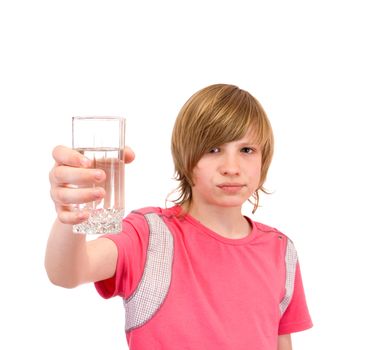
left=45, top=145, right=134, bottom=288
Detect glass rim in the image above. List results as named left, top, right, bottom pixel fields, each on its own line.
left=72, top=116, right=125, bottom=121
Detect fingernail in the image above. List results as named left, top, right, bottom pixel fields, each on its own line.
left=77, top=211, right=87, bottom=220
left=94, top=188, right=104, bottom=198
left=94, top=170, right=103, bottom=180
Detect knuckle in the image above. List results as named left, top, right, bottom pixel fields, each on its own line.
left=58, top=212, right=70, bottom=224
left=57, top=206, right=78, bottom=225
left=51, top=187, right=60, bottom=203
left=49, top=165, right=60, bottom=185
left=52, top=167, right=63, bottom=183
left=54, top=187, right=69, bottom=204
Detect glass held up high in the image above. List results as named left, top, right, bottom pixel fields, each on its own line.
left=72, top=116, right=125, bottom=235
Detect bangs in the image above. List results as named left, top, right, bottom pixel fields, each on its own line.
left=196, top=92, right=272, bottom=156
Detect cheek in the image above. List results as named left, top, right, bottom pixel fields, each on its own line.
left=254, top=164, right=263, bottom=187
left=191, top=164, right=209, bottom=186
left=248, top=160, right=262, bottom=183
left=256, top=165, right=262, bottom=179
left=192, top=173, right=206, bottom=188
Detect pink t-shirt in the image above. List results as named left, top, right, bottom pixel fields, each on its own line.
left=95, top=206, right=312, bottom=349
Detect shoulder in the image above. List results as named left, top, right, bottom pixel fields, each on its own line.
left=251, top=219, right=297, bottom=255
left=128, top=206, right=178, bottom=216
left=128, top=205, right=181, bottom=219
left=129, top=206, right=162, bottom=216
left=123, top=206, right=177, bottom=228
left=252, top=219, right=289, bottom=239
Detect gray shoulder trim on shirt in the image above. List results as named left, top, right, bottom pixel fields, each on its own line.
left=279, top=238, right=298, bottom=315
left=124, top=213, right=174, bottom=332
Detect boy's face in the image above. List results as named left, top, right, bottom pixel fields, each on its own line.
left=191, top=130, right=262, bottom=209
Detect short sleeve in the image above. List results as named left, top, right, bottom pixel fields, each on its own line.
left=94, top=211, right=150, bottom=300
left=278, top=261, right=313, bottom=334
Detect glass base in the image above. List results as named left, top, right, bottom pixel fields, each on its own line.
left=73, top=208, right=124, bottom=235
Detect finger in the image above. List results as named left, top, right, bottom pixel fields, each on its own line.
left=52, top=145, right=92, bottom=168
left=51, top=186, right=105, bottom=205
left=124, top=146, right=135, bottom=164
left=57, top=206, right=90, bottom=225
left=50, top=165, right=106, bottom=186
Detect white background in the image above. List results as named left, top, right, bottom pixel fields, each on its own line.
left=1, top=0, right=369, bottom=349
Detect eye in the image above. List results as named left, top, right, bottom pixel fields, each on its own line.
left=209, top=147, right=220, bottom=153
left=241, top=147, right=254, bottom=154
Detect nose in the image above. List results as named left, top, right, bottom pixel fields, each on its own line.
left=219, top=153, right=240, bottom=176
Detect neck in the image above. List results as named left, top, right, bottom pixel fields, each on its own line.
left=185, top=202, right=251, bottom=239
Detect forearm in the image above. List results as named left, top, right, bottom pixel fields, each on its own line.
left=45, top=218, right=88, bottom=288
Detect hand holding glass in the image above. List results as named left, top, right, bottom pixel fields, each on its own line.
left=72, top=117, right=125, bottom=234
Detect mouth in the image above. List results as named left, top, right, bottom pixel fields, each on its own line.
left=217, top=183, right=246, bottom=193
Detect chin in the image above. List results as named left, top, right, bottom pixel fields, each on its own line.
left=217, top=200, right=245, bottom=208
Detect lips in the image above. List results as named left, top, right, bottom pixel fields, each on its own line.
left=217, top=183, right=246, bottom=193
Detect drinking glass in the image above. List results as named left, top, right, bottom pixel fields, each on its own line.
left=72, top=116, right=125, bottom=234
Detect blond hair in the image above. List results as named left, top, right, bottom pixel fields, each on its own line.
left=171, top=84, right=274, bottom=213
